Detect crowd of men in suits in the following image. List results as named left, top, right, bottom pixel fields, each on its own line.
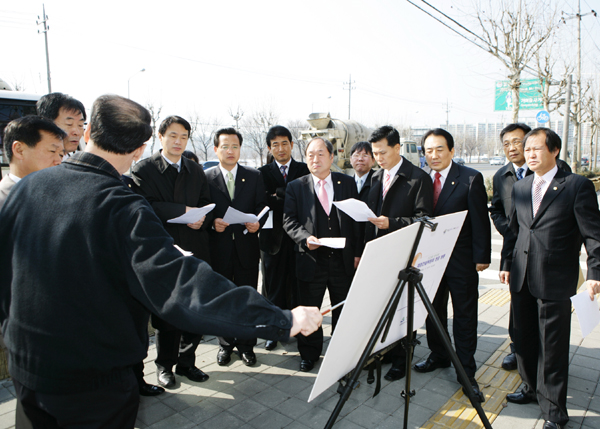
left=1, top=93, right=599, bottom=429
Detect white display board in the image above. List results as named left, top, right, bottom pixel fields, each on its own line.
left=308, top=211, right=467, bottom=402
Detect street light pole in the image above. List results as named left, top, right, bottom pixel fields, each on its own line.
left=128, top=68, right=145, bottom=99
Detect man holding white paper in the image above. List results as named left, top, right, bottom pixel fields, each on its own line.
left=131, top=116, right=213, bottom=390
left=283, top=137, right=362, bottom=372
left=206, top=127, right=268, bottom=367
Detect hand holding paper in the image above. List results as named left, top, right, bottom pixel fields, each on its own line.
left=167, top=203, right=215, bottom=225
left=223, top=206, right=270, bottom=225
left=571, top=290, right=600, bottom=338
left=307, top=237, right=346, bottom=249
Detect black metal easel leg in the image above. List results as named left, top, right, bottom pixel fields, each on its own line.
left=414, top=280, right=492, bottom=429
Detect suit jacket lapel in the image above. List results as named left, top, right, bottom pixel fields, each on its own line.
left=369, top=170, right=383, bottom=215
left=234, top=165, right=246, bottom=201
left=270, top=161, right=286, bottom=187
left=332, top=173, right=344, bottom=229
left=532, top=171, right=566, bottom=225
left=303, top=175, right=318, bottom=231
left=287, top=159, right=299, bottom=182
left=435, top=163, right=459, bottom=213
left=212, top=168, right=231, bottom=202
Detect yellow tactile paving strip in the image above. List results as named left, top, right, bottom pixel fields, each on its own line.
left=478, top=289, right=511, bottom=307
left=421, top=339, right=521, bottom=428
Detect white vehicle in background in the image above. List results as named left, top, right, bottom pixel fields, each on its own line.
left=490, top=156, right=506, bottom=166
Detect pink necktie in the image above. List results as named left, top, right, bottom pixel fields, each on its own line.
left=382, top=172, right=392, bottom=199
left=433, top=172, right=442, bottom=209
left=532, top=176, right=545, bottom=217
left=318, top=180, right=330, bottom=215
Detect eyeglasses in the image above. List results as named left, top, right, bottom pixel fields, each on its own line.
left=503, top=140, right=522, bottom=148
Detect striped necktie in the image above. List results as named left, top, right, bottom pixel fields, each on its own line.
left=532, top=176, right=545, bottom=217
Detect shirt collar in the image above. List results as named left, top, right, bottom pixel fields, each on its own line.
left=219, top=163, right=238, bottom=181
left=430, top=161, right=452, bottom=180
left=513, top=163, right=528, bottom=174
left=275, top=159, right=292, bottom=170
left=161, top=152, right=182, bottom=171
left=64, top=152, right=122, bottom=179
left=384, top=157, right=403, bottom=178
left=311, top=173, right=332, bottom=187
left=535, top=165, right=558, bottom=183
left=8, top=173, right=21, bottom=183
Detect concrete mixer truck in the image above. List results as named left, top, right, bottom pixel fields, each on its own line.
left=299, top=113, right=420, bottom=171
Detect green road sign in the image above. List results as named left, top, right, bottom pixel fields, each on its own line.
left=494, top=79, right=543, bottom=111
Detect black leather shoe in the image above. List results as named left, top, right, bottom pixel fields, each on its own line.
left=176, top=366, right=209, bottom=382
left=462, top=377, right=484, bottom=402
left=299, top=359, right=314, bottom=372
left=265, top=340, right=277, bottom=351
left=156, top=370, right=176, bottom=389
left=506, top=388, right=537, bottom=404
left=241, top=351, right=257, bottom=366
left=502, top=352, right=518, bottom=371
left=217, top=348, right=232, bottom=366
left=413, top=357, right=451, bottom=373
left=384, top=366, right=406, bottom=381
left=139, top=381, right=165, bottom=396
left=543, top=421, right=562, bottom=429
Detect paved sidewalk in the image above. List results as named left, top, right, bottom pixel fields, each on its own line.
left=0, top=215, right=598, bottom=428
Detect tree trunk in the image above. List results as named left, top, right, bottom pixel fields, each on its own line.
left=510, top=72, right=521, bottom=123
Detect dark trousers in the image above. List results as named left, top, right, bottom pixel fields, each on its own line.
left=512, top=280, right=571, bottom=425
left=261, top=235, right=298, bottom=310
left=218, top=245, right=259, bottom=353
left=297, top=252, right=352, bottom=361
left=425, top=274, right=479, bottom=377
left=14, top=373, right=139, bottom=429
left=151, top=315, right=202, bottom=371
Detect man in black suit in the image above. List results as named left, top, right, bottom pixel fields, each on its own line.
left=500, top=128, right=600, bottom=429
left=259, top=126, right=310, bottom=351
left=413, top=128, right=491, bottom=401
left=131, top=116, right=212, bottom=389
left=283, top=137, right=362, bottom=372
left=349, top=141, right=375, bottom=203
left=490, top=123, right=573, bottom=371
left=206, top=127, right=268, bottom=367
left=364, top=126, right=433, bottom=382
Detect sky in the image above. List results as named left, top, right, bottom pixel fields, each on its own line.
left=1, top=0, right=599, bottom=131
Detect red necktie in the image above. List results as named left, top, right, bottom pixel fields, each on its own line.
left=433, top=172, right=442, bottom=209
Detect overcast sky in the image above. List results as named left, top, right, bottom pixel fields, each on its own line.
left=1, top=0, right=599, bottom=129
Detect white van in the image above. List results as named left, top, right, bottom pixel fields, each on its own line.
left=400, top=139, right=421, bottom=166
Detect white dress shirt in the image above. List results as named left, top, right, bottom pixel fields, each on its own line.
left=219, top=163, right=238, bottom=182
left=311, top=173, right=334, bottom=213
left=532, top=165, right=558, bottom=200
left=161, top=153, right=182, bottom=172
left=429, top=161, right=453, bottom=187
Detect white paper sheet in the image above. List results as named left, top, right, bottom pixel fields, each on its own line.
left=262, top=210, right=274, bottom=229
left=174, top=245, right=193, bottom=256
left=571, top=290, right=600, bottom=338
left=167, top=204, right=215, bottom=224
left=308, top=237, right=346, bottom=249
left=223, top=206, right=270, bottom=225
left=332, top=198, right=377, bottom=222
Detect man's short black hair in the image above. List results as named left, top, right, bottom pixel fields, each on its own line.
left=350, top=141, right=373, bottom=158
left=524, top=127, right=562, bottom=154
left=89, top=95, right=152, bottom=155
left=158, top=116, right=191, bottom=137
left=422, top=128, right=455, bottom=151
left=307, top=137, right=334, bottom=155
left=265, top=125, right=293, bottom=148
left=36, top=92, right=87, bottom=121
left=3, top=115, right=66, bottom=163
left=500, top=123, right=531, bottom=141
left=369, top=125, right=400, bottom=147
left=182, top=150, right=199, bottom=163
left=214, top=127, right=243, bottom=147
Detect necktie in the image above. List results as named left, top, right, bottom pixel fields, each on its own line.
left=357, top=177, right=363, bottom=193
left=382, top=172, right=392, bottom=199
left=318, top=180, right=330, bottom=215
left=532, top=176, right=545, bottom=217
left=433, top=172, right=442, bottom=209
left=280, top=165, right=287, bottom=182
left=226, top=171, right=235, bottom=200
left=516, top=167, right=524, bottom=180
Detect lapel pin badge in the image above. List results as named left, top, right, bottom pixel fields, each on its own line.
left=337, top=181, right=341, bottom=184
left=553, top=187, right=557, bottom=190
left=242, top=178, right=245, bottom=182
left=452, top=182, right=455, bottom=185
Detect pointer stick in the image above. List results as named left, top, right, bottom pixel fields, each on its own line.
left=321, top=300, right=346, bottom=315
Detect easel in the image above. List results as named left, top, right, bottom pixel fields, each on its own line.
left=324, top=217, right=492, bottom=429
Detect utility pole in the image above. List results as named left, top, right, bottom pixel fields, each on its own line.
left=561, top=3, right=597, bottom=171
left=443, top=99, right=451, bottom=129
left=36, top=4, right=51, bottom=93
left=560, top=75, right=572, bottom=164
left=343, top=74, right=355, bottom=120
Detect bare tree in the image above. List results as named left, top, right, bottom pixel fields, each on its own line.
left=474, top=0, right=558, bottom=122
left=286, top=119, right=308, bottom=161
left=241, top=108, right=279, bottom=166
left=188, top=112, right=223, bottom=161
left=582, top=80, right=599, bottom=170
left=534, top=39, right=572, bottom=114
left=146, top=102, right=162, bottom=154
left=228, top=106, right=244, bottom=130
left=454, top=129, right=479, bottom=162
